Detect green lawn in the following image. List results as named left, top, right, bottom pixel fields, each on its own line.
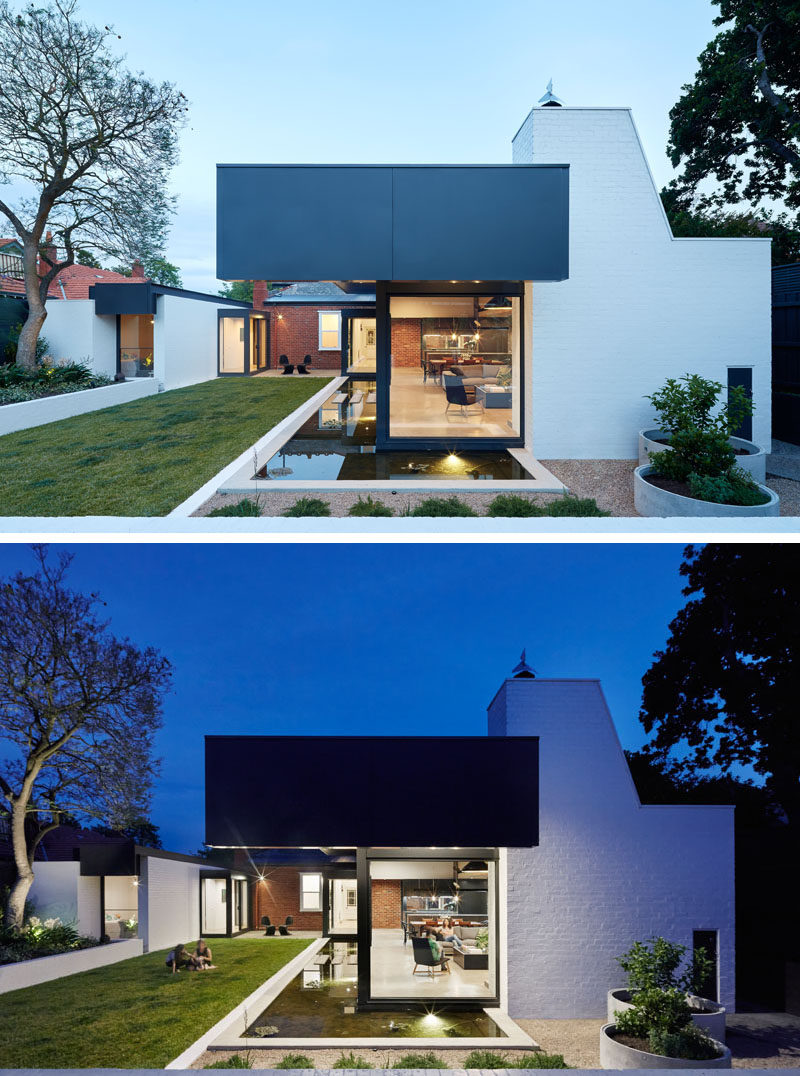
left=0, top=377, right=331, bottom=516
left=0, top=936, right=311, bottom=1068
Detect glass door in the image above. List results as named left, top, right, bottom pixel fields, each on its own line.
left=251, top=316, right=267, bottom=372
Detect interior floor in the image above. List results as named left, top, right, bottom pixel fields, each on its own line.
left=389, top=367, right=515, bottom=438
left=370, top=927, right=493, bottom=1000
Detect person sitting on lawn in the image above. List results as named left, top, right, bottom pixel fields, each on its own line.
left=166, top=943, right=196, bottom=973
left=194, top=938, right=215, bottom=970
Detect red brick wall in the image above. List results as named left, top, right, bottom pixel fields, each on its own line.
left=252, top=866, right=323, bottom=931
left=268, top=304, right=344, bottom=371
left=371, top=879, right=402, bottom=928
left=390, top=318, right=421, bottom=368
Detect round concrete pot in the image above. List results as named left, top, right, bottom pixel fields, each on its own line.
left=634, top=464, right=779, bottom=518
left=607, top=989, right=726, bottom=1042
left=600, top=1023, right=731, bottom=1070
left=639, top=429, right=766, bottom=482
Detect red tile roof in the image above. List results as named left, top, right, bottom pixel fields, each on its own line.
left=0, top=239, right=148, bottom=300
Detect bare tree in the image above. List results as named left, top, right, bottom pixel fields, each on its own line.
left=0, top=1, right=188, bottom=369
left=0, top=547, right=172, bottom=931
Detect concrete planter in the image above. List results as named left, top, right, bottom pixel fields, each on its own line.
left=0, top=937, right=142, bottom=994
left=638, top=429, right=766, bottom=482
left=600, top=1022, right=731, bottom=1069
left=608, top=989, right=726, bottom=1042
left=634, top=464, right=779, bottom=517
left=0, top=379, right=158, bottom=437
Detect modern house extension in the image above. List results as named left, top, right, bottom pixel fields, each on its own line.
left=204, top=662, right=735, bottom=1020
left=217, top=100, right=771, bottom=463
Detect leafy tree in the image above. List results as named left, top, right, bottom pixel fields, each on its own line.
left=660, top=185, right=800, bottom=264
left=0, top=1, right=188, bottom=369
left=219, top=280, right=255, bottom=303
left=639, top=544, right=800, bottom=827
left=112, top=255, right=183, bottom=289
left=92, top=817, right=163, bottom=848
left=0, top=546, right=172, bottom=930
left=76, top=249, right=102, bottom=269
left=667, top=2, right=800, bottom=225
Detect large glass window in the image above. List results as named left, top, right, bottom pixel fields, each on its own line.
left=369, top=856, right=497, bottom=1002
left=388, top=293, right=521, bottom=440
left=201, top=876, right=228, bottom=934
left=219, top=316, right=246, bottom=373
left=347, top=317, right=376, bottom=373
left=119, top=314, right=154, bottom=378
left=300, top=872, right=323, bottom=912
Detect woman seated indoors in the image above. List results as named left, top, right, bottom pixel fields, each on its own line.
left=426, top=929, right=450, bottom=970
left=439, top=917, right=458, bottom=942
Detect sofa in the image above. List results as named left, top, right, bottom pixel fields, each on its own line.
left=448, top=363, right=507, bottom=388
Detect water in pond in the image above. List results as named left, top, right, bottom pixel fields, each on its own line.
left=257, top=382, right=532, bottom=482
left=244, top=942, right=504, bottom=1039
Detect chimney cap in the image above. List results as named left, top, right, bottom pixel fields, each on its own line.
left=512, top=649, right=536, bottom=678
left=538, top=79, right=564, bottom=107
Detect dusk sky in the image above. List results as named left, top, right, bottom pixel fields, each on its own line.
left=0, top=542, right=694, bottom=852
left=46, top=0, right=720, bottom=292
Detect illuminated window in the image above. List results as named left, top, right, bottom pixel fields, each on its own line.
left=300, top=872, right=323, bottom=911
left=318, top=311, right=342, bottom=350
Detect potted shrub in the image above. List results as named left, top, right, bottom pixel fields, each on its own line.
left=634, top=375, right=777, bottom=517
left=607, top=937, right=726, bottom=1042
left=600, top=987, right=731, bottom=1069
left=638, top=373, right=766, bottom=481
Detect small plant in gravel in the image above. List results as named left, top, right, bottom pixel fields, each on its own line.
left=487, top=494, right=545, bottom=517
left=332, top=1053, right=372, bottom=1068
left=204, top=1055, right=253, bottom=1069
left=463, top=1049, right=509, bottom=1067
left=393, top=1053, right=447, bottom=1069
left=348, top=495, right=393, bottom=517
left=687, top=468, right=769, bottom=506
left=512, top=1053, right=570, bottom=1068
left=273, top=1054, right=314, bottom=1069
left=282, top=497, right=331, bottom=517
left=546, top=495, right=608, bottom=517
left=410, top=496, right=477, bottom=517
left=207, top=498, right=262, bottom=517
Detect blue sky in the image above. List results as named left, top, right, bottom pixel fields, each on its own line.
left=0, top=542, right=692, bottom=852
left=60, top=0, right=719, bottom=292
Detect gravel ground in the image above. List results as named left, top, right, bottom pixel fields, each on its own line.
left=193, top=458, right=799, bottom=519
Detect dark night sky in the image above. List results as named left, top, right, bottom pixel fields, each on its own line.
left=0, top=542, right=692, bottom=852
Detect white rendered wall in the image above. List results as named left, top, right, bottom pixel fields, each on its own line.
left=513, top=108, right=771, bottom=458
left=138, top=856, right=202, bottom=953
left=27, top=862, right=101, bottom=938
left=0, top=938, right=143, bottom=995
left=42, top=300, right=117, bottom=376
left=490, top=678, right=735, bottom=1018
left=154, top=295, right=244, bottom=390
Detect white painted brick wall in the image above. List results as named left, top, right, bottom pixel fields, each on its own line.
left=513, top=108, right=771, bottom=458
left=490, top=678, right=735, bottom=1018
left=139, top=856, right=202, bottom=953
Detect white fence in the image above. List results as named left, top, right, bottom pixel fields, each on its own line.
left=0, top=937, right=143, bottom=994
left=0, top=379, right=158, bottom=437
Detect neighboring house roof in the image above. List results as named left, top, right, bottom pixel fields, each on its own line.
left=265, top=280, right=376, bottom=304
left=0, top=237, right=148, bottom=300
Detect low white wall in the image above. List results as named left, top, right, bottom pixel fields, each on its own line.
left=0, top=378, right=158, bottom=436
left=155, top=294, right=245, bottom=390
left=41, top=300, right=117, bottom=376
left=0, top=937, right=142, bottom=995
left=139, top=857, right=202, bottom=953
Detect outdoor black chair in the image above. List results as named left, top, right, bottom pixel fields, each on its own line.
left=261, top=915, right=276, bottom=937
left=443, top=373, right=481, bottom=416
left=411, top=935, right=450, bottom=979
left=278, top=915, right=294, bottom=936
left=279, top=354, right=294, bottom=375
left=297, top=354, right=312, bottom=374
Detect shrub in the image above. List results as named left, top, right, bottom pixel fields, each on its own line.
left=394, top=1053, right=447, bottom=1069
left=204, top=1056, right=253, bottom=1069
left=617, top=935, right=715, bottom=1001
left=646, top=373, right=752, bottom=437
left=410, top=496, right=477, bottom=517
left=649, top=427, right=735, bottom=482
left=463, top=1050, right=508, bottom=1068
left=332, top=1053, right=371, bottom=1069
left=0, top=358, right=112, bottom=404
left=546, top=495, right=608, bottom=517
left=648, top=1025, right=721, bottom=1061
left=487, top=494, right=545, bottom=517
left=274, top=1054, right=314, bottom=1069
left=615, top=987, right=692, bottom=1037
left=2, top=323, right=50, bottom=364
left=687, top=468, right=770, bottom=507
left=348, top=495, right=393, bottom=517
left=282, top=497, right=331, bottom=517
left=512, top=1054, right=569, bottom=1068
left=207, top=499, right=262, bottom=517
